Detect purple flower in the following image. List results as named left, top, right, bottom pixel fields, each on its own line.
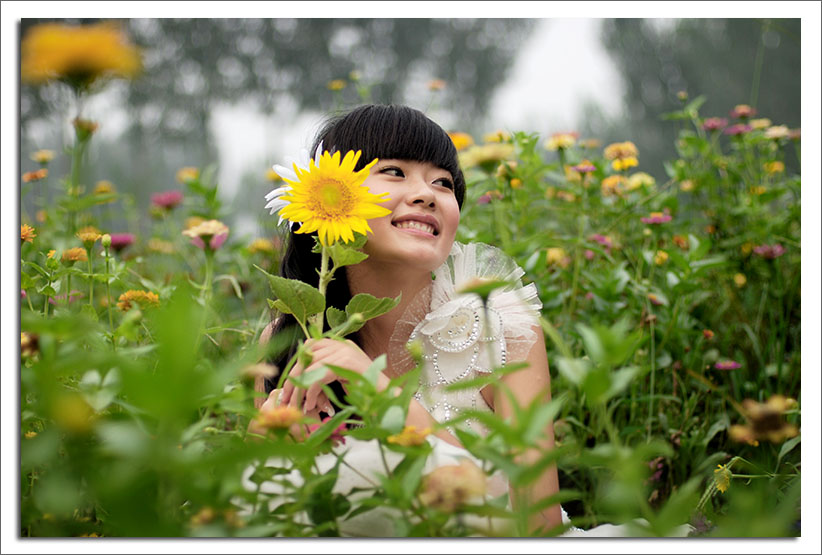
left=572, top=162, right=596, bottom=173
left=715, top=360, right=742, bottom=371
left=21, top=289, right=27, bottom=299
left=753, top=243, right=786, bottom=259
left=150, top=190, right=184, bottom=210
left=584, top=249, right=595, bottom=261
left=641, top=212, right=673, bottom=224
left=589, top=233, right=613, bottom=250
left=724, top=124, right=752, bottom=136
left=702, top=117, right=728, bottom=131
left=477, top=190, right=502, bottom=205
left=109, top=232, right=135, bottom=252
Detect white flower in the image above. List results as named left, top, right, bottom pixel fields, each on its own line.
left=264, top=141, right=324, bottom=225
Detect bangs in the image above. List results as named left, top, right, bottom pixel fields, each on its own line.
left=313, top=105, right=466, bottom=207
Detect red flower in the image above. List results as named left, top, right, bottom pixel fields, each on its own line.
left=109, top=232, right=135, bottom=252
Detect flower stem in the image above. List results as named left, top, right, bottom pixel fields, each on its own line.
left=87, top=250, right=94, bottom=308
left=104, top=246, right=115, bottom=339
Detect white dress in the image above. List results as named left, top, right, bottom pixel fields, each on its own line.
left=241, top=242, right=689, bottom=537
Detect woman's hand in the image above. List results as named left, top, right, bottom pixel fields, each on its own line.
left=279, top=338, right=374, bottom=414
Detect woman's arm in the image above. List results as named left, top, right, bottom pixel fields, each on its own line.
left=490, top=326, right=563, bottom=534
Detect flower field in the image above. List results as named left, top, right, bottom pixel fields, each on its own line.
left=18, top=22, right=801, bottom=538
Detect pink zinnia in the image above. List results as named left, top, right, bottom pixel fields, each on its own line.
left=753, top=243, right=786, bottom=259
left=730, top=105, right=757, bottom=119
left=715, top=360, right=741, bottom=370
left=151, top=190, right=184, bottom=210
left=307, top=417, right=346, bottom=446
left=572, top=162, right=596, bottom=173
left=584, top=249, right=595, bottom=261
left=641, top=212, right=672, bottom=224
left=702, top=117, right=728, bottom=131
left=724, top=124, right=752, bottom=136
left=109, top=233, right=135, bottom=252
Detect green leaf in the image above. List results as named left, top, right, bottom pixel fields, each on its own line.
left=777, top=435, right=801, bottom=467
left=380, top=405, right=405, bottom=434
left=21, top=271, right=37, bottom=290
left=344, top=293, right=401, bottom=332
left=265, top=275, right=325, bottom=326
left=326, top=240, right=369, bottom=268
left=362, top=354, right=387, bottom=387
left=326, top=307, right=347, bottom=329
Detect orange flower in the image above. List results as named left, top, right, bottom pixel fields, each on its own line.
left=255, top=405, right=303, bottom=431
left=94, top=180, right=116, bottom=195
left=427, top=79, right=446, bottom=91
left=601, top=175, right=626, bottom=197
left=76, top=226, right=102, bottom=248
left=763, top=161, right=785, bottom=174
left=30, top=149, right=55, bottom=164
left=116, top=290, right=160, bottom=311
left=21, top=224, right=37, bottom=243
left=611, top=156, right=638, bottom=172
left=22, top=169, right=48, bottom=183
left=61, top=247, right=88, bottom=264
left=702, top=329, right=715, bottom=340
left=387, top=425, right=431, bottom=447
left=654, top=250, right=668, bottom=265
left=327, top=79, right=346, bottom=91
left=672, top=235, right=689, bottom=250
left=448, top=132, right=474, bottom=152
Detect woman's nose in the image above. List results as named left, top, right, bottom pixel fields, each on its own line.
left=407, top=177, right=436, bottom=208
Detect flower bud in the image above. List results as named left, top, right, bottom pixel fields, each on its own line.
left=101, top=233, right=112, bottom=248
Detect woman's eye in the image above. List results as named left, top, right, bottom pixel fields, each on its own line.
left=381, top=167, right=404, bottom=177
left=435, top=178, right=454, bottom=190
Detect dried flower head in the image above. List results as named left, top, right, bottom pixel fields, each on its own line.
left=713, top=464, right=732, bottom=493
left=419, top=459, right=487, bottom=512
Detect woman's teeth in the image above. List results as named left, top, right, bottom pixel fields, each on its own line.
left=395, top=221, right=435, bottom=234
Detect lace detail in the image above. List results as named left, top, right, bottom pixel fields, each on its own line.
left=389, top=242, right=542, bottom=433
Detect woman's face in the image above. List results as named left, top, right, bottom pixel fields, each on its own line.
left=359, top=159, right=460, bottom=272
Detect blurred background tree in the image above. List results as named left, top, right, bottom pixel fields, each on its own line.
left=584, top=18, right=801, bottom=178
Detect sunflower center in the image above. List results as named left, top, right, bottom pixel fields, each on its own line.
left=313, top=180, right=352, bottom=216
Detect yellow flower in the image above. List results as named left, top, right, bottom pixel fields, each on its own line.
left=733, top=273, right=747, bottom=288
left=61, top=247, right=88, bottom=264
left=22, top=169, right=48, bottom=183
left=419, top=459, right=487, bottom=512
left=248, top=238, right=276, bottom=254
left=94, top=180, right=115, bottom=195
left=764, top=125, right=790, bottom=140
left=546, top=247, right=569, bottom=267
left=763, top=161, right=784, bottom=174
left=116, top=290, right=160, bottom=311
left=427, top=79, right=446, bottom=91
left=459, top=143, right=515, bottom=170
left=672, top=235, right=689, bottom=250
left=30, top=149, right=55, bottom=164
left=545, top=132, right=577, bottom=151
left=626, top=172, right=655, bottom=191
left=611, top=156, right=639, bottom=172
left=564, top=165, right=582, bottom=183
left=21, top=224, right=37, bottom=243
left=387, top=425, right=431, bottom=447
left=509, top=178, right=523, bottom=189
left=184, top=216, right=206, bottom=231
left=255, top=405, right=303, bottom=431
left=750, top=118, right=772, bottom=130
left=604, top=141, right=639, bottom=160
left=76, top=226, right=102, bottom=247
left=278, top=150, right=391, bottom=245
left=148, top=238, right=175, bottom=254
left=654, top=250, right=668, bottom=265
left=176, top=167, right=200, bottom=184
left=679, top=179, right=695, bottom=192
left=750, top=185, right=767, bottom=195
left=25, top=431, right=38, bottom=439
left=448, top=132, right=474, bottom=152
left=713, top=464, right=732, bottom=493
left=578, top=138, right=601, bottom=149
left=483, top=130, right=511, bottom=143
left=601, top=175, right=626, bottom=197
left=740, top=242, right=753, bottom=255
left=327, top=79, right=346, bottom=91
left=21, top=21, right=141, bottom=87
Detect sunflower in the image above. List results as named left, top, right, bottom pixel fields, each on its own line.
left=277, top=149, right=390, bottom=245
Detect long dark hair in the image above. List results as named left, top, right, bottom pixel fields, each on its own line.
left=263, top=104, right=465, bottom=393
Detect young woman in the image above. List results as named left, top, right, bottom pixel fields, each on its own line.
left=249, top=104, right=563, bottom=536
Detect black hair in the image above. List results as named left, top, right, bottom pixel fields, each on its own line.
left=264, top=104, right=465, bottom=394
